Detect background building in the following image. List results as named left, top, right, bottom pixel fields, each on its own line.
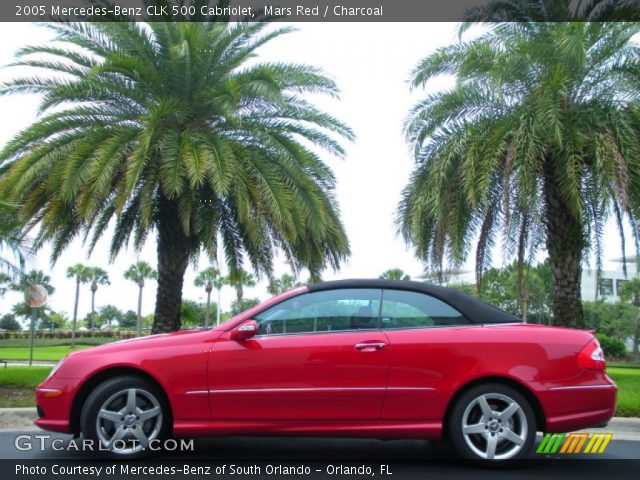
left=582, top=256, right=638, bottom=302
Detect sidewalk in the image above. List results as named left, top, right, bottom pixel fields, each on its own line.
left=0, top=408, right=39, bottom=430
left=576, top=417, right=640, bottom=441
left=2, top=361, right=57, bottom=366
left=1, top=407, right=638, bottom=438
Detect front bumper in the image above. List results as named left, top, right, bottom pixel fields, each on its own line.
left=34, top=376, right=80, bottom=433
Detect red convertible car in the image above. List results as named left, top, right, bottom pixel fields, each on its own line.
left=35, top=279, right=616, bottom=462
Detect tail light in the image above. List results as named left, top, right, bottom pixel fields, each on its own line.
left=578, top=338, right=606, bottom=370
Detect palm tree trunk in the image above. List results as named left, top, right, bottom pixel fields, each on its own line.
left=236, top=285, right=243, bottom=308
left=216, top=288, right=221, bottom=326
left=71, top=278, right=80, bottom=348
left=543, top=159, right=585, bottom=329
left=136, top=285, right=143, bottom=337
left=153, top=196, right=190, bottom=333
left=90, top=289, right=96, bottom=335
left=205, top=290, right=211, bottom=327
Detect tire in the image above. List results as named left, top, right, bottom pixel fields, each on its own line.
left=80, top=375, right=171, bottom=456
left=448, top=383, right=536, bottom=463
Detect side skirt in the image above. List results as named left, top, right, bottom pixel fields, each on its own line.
left=172, top=420, right=442, bottom=440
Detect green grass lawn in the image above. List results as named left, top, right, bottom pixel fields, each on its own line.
left=0, top=345, right=93, bottom=362
left=607, top=367, right=640, bottom=417
left=0, top=366, right=52, bottom=389
left=0, top=366, right=53, bottom=408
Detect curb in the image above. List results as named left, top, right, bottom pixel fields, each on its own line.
left=0, top=408, right=37, bottom=430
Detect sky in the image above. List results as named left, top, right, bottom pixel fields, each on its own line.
left=0, top=22, right=631, bottom=320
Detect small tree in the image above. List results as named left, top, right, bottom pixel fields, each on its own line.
left=583, top=301, right=636, bottom=347
left=119, top=310, right=138, bottom=330
left=618, top=278, right=640, bottom=359
left=98, top=305, right=123, bottom=330
left=267, top=273, right=298, bottom=296
left=0, top=313, right=21, bottom=331
left=12, top=301, right=52, bottom=329
left=379, top=268, right=411, bottom=281
left=39, top=311, right=68, bottom=331
left=230, top=298, right=261, bottom=316
left=180, top=300, right=216, bottom=329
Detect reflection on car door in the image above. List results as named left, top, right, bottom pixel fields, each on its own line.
left=207, top=288, right=390, bottom=421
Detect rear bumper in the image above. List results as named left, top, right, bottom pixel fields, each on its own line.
left=540, top=384, right=617, bottom=433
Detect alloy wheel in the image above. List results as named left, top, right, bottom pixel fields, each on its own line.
left=460, top=392, right=528, bottom=460
left=95, top=387, right=163, bottom=455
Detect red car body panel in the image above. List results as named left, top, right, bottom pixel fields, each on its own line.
left=34, top=283, right=616, bottom=440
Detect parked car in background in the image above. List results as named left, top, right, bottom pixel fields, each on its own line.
left=35, top=279, right=616, bottom=463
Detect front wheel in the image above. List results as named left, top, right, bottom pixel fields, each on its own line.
left=80, top=376, right=170, bottom=456
left=449, top=383, right=536, bottom=463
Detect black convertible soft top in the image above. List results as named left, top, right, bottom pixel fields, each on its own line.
left=307, top=279, right=522, bottom=325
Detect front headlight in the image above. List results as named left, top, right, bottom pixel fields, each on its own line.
left=46, top=356, right=66, bottom=380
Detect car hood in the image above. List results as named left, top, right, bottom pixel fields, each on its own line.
left=67, top=328, right=224, bottom=358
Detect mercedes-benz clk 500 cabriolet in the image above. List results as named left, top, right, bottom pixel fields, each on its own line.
left=35, top=279, right=616, bottom=463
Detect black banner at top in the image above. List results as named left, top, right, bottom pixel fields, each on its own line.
left=4, top=0, right=640, bottom=22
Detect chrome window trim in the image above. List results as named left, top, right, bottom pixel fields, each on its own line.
left=253, top=327, right=382, bottom=339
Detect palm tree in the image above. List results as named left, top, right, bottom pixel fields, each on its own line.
left=618, top=278, right=640, bottom=359
left=11, top=269, right=55, bottom=297
left=399, top=7, right=640, bottom=328
left=194, top=266, right=224, bottom=327
left=66, top=263, right=91, bottom=347
left=0, top=7, right=352, bottom=333
left=11, top=269, right=55, bottom=335
left=87, top=267, right=110, bottom=331
left=267, top=273, right=298, bottom=295
left=12, top=301, right=53, bottom=330
left=379, top=268, right=410, bottom=281
left=226, top=268, right=256, bottom=308
left=124, top=261, right=157, bottom=336
left=306, top=272, right=323, bottom=285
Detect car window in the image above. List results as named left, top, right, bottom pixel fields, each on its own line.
left=255, top=289, right=382, bottom=335
left=381, top=289, right=470, bottom=329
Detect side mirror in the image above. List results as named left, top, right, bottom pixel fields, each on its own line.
left=231, top=320, right=259, bottom=341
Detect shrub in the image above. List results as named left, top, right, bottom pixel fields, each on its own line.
left=596, top=333, right=627, bottom=358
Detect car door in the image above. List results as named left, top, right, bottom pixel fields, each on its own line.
left=208, top=288, right=390, bottom=421
left=379, top=289, right=476, bottom=420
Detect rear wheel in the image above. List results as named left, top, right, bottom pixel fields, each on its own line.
left=449, top=383, right=536, bottom=463
left=80, top=376, right=170, bottom=456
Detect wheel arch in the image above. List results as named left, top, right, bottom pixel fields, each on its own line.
left=69, top=366, right=172, bottom=435
left=442, top=375, right=546, bottom=439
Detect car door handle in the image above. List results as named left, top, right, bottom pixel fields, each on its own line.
left=354, top=342, right=386, bottom=351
